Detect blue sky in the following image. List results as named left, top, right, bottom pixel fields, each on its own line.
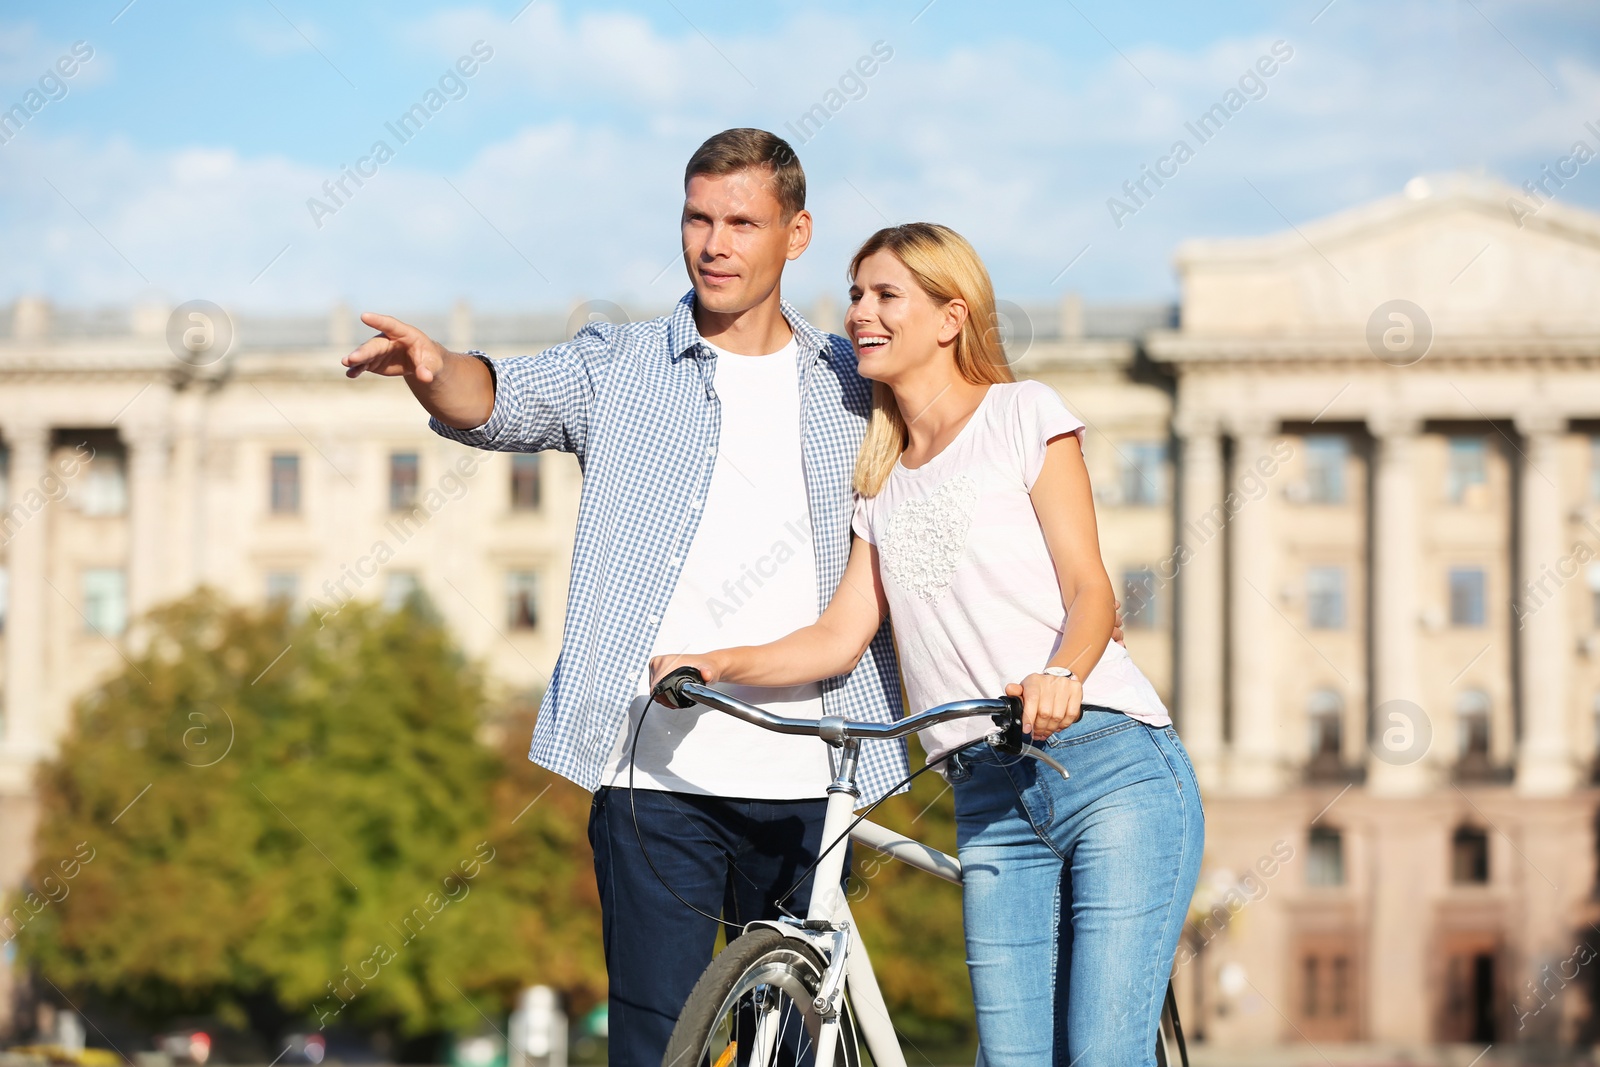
left=1, top=0, right=1596, bottom=314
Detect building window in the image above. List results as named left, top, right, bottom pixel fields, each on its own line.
left=1118, top=442, right=1168, bottom=506
left=1307, top=688, right=1342, bottom=764
left=511, top=454, right=542, bottom=511
left=1455, top=689, right=1491, bottom=759
left=390, top=452, right=420, bottom=511
left=79, top=452, right=128, bottom=516
left=1449, top=567, right=1487, bottom=627
left=1451, top=826, right=1490, bottom=885
left=1121, top=567, right=1158, bottom=629
left=1591, top=436, right=1600, bottom=502
left=506, top=571, right=538, bottom=630
left=1306, top=566, right=1346, bottom=629
left=1307, top=827, right=1344, bottom=887
left=1446, top=436, right=1487, bottom=505
left=383, top=571, right=421, bottom=613
left=1303, top=435, right=1348, bottom=504
left=265, top=571, right=298, bottom=606
left=83, top=568, right=128, bottom=636
left=270, top=453, right=301, bottom=514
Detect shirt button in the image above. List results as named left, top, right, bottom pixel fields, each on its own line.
left=669, top=557, right=682, bottom=567
left=648, top=614, right=660, bottom=625
left=705, top=447, right=715, bottom=458
left=691, top=500, right=703, bottom=510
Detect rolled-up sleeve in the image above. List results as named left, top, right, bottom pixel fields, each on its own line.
left=429, top=321, right=617, bottom=458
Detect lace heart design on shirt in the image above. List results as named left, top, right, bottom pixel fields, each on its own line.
left=880, top=475, right=979, bottom=603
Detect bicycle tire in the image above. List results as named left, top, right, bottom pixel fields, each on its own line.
left=663, top=927, right=862, bottom=1067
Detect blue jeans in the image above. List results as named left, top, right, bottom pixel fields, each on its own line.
left=949, top=709, right=1205, bottom=1066
left=587, top=788, right=834, bottom=1067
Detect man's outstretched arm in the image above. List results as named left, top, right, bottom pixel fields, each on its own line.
left=342, top=312, right=495, bottom=430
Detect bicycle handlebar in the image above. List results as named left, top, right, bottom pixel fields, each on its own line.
left=652, top=666, right=1024, bottom=747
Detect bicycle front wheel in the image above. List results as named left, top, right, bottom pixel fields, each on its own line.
left=663, top=927, right=862, bottom=1067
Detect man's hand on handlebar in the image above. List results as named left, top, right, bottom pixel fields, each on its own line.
left=649, top=653, right=724, bottom=704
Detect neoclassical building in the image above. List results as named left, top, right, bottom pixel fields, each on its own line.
left=2, top=172, right=1598, bottom=1052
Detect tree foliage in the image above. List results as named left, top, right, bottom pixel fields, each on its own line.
left=12, top=591, right=604, bottom=1036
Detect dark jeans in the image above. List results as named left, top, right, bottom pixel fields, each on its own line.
left=588, top=787, right=834, bottom=1066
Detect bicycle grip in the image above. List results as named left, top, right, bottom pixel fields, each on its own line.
left=991, top=695, right=1025, bottom=754
left=651, top=665, right=706, bottom=709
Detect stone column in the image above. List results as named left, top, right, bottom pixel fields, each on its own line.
left=1367, top=414, right=1429, bottom=795
left=1227, top=415, right=1281, bottom=794
left=1515, top=412, right=1577, bottom=795
left=124, top=415, right=172, bottom=622
left=1174, top=411, right=1226, bottom=791
left=1, top=418, right=50, bottom=768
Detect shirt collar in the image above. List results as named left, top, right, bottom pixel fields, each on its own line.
left=667, top=289, right=835, bottom=363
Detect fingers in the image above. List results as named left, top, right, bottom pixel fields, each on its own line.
left=1019, top=678, right=1040, bottom=737
left=1025, top=674, right=1084, bottom=741
left=360, top=311, right=411, bottom=338
left=341, top=333, right=404, bottom=375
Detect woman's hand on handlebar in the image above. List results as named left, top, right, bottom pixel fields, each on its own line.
left=1006, top=671, right=1084, bottom=741
left=648, top=653, right=724, bottom=703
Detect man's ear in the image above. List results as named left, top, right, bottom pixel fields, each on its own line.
left=939, top=298, right=969, bottom=344
left=786, top=209, right=814, bottom=261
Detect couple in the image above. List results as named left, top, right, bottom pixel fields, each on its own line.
left=343, top=128, right=1203, bottom=1065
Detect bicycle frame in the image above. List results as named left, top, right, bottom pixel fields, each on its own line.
left=664, top=673, right=1187, bottom=1066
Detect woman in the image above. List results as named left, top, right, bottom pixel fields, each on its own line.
left=651, top=223, right=1203, bottom=1065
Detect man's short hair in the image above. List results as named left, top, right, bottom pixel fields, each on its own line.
left=684, top=128, right=806, bottom=220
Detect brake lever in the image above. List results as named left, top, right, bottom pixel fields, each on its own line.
left=984, top=731, right=1070, bottom=779
left=985, top=695, right=1069, bottom=778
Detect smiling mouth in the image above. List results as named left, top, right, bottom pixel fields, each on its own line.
left=856, top=336, right=889, bottom=350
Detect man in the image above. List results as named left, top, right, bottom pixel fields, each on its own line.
left=343, top=129, right=901, bottom=1063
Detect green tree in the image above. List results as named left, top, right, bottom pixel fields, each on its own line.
left=12, top=591, right=604, bottom=1037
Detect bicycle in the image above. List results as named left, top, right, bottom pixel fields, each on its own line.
left=650, top=666, right=1191, bottom=1067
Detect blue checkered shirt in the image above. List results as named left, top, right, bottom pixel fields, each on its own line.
left=431, top=292, right=909, bottom=802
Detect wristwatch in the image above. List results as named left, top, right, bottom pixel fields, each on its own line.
left=1043, top=666, right=1077, bottom=681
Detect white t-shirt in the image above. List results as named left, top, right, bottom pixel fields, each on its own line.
left=600, top=336, right=833, bottom=798
left=852, top=380, right=1171, bottom=765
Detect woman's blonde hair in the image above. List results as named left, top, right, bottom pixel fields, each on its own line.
left=849, top=223, right=1015, bottom=496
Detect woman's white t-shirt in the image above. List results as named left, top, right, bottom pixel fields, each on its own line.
left=851, top=380, right=1171, bottom=764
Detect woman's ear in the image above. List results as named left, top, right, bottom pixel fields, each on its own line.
left=938, top=298, right=968, bottom=345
